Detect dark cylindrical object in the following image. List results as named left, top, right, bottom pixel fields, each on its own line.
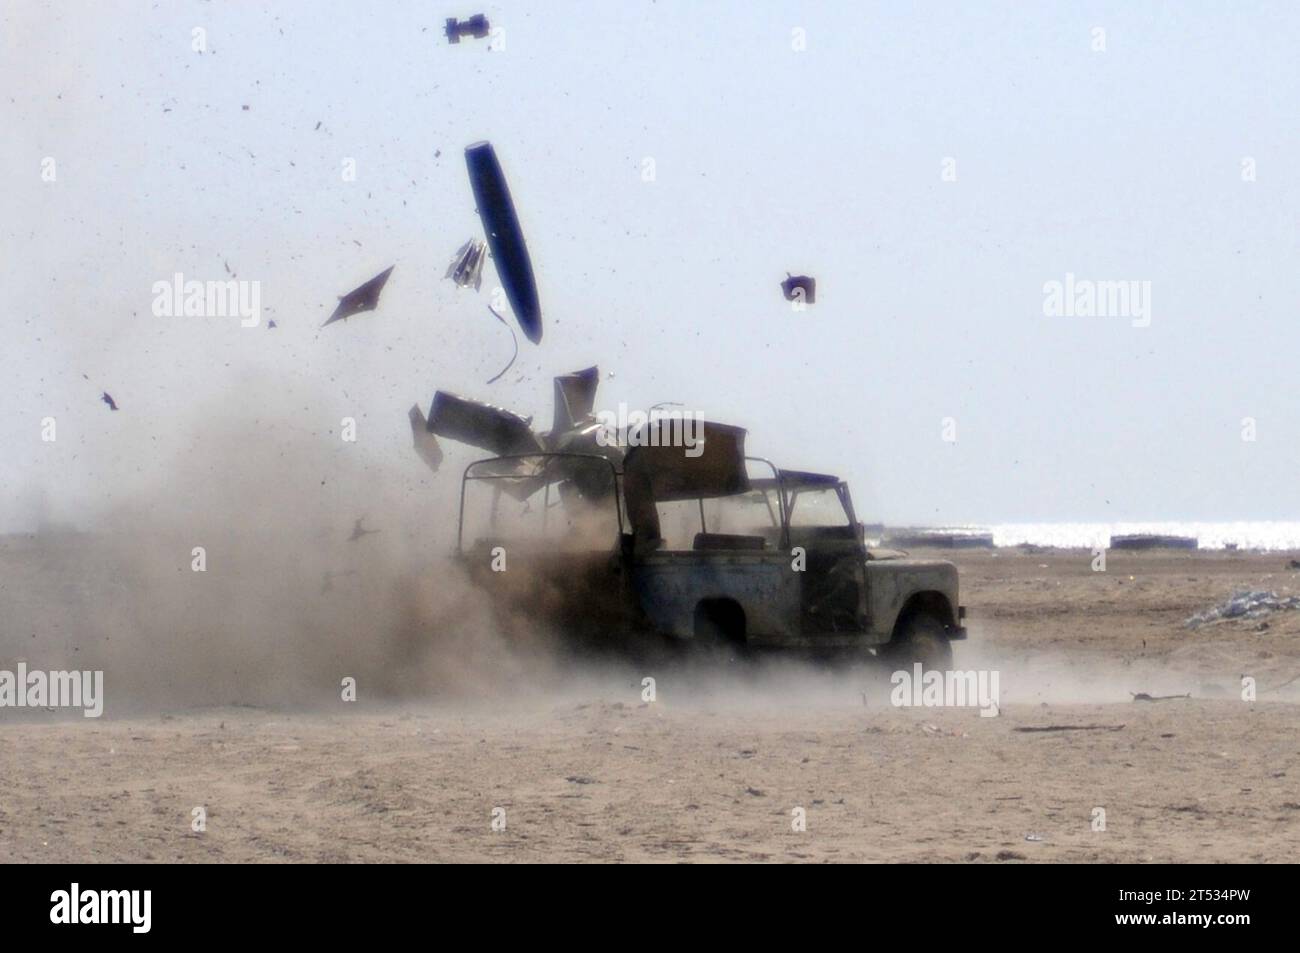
left=465, top=141, right=542, bottom=343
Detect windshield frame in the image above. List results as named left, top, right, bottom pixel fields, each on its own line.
left=457, top=452, right=625, bottom=552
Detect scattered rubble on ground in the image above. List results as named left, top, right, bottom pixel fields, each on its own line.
left=1185, top=589, right=1300, bottom=629
left=1012, top=724, right=1125, bottom=733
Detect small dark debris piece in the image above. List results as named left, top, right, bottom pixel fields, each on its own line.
left=348, top=517, right=379, bottom=542
left=1012, top=724, right=1125, bottom=733
left=241, top=104, right=249, bottom=111
left=101, top=392, right=118, bottom=411
left=1289, top=559, right=1300, bottom=570
left=267, top=319, right=277, bottom=329
left=781, top=273, right=816, bottom=304
left=323, top=266, right=394, bottom=326
left=445, top=14, right=490, bottom=43
left=321, top=569, right=358, bottom=594
left=1111, top=534, right=1197, bottom=550
left=1131, top=692, right=1191, bottom=702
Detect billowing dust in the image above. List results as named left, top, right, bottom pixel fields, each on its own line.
left=4, top=389, right=554, bottom=712
left=5, top=389, right=1292, bottom=717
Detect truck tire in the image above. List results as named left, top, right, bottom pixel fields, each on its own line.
left=883, top=612, right=953, bottom=672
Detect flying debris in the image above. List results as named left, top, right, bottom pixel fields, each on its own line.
left=418, top=366, right=616, bottom=462
left=348, top=517, right=380, bottom=542
left=321, top=569, right=358, bottom=594
left=551, top=366, right=599, bottom=434
left=781, top=273, right=816, bottom=305
left=444, top=239, right=487, bottom=291
left=421, top=369, right=620, bottom=503
left=101, top=392, right=119, bottom=411
left=445, top=14, right=490, bottom=43
left=425, top=367, right=606, bottom=460
left=485, top=304, right=518, bottom=384
left=421, top=369, right=754, bottom=533
left=623, top=421, right=749, bottom=549
left=408, top=404, right=444, bottom=473
left=322, top=266, right=394, bottom=326
left=465, top=141, right=542, bottom=343
left=425, top=391, right=543, bottom=457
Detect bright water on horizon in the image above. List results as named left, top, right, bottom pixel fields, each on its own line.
left=979, top=522, right=1300, bottom=551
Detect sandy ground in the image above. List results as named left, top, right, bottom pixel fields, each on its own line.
left=2, top=543, right=1299, bottom=863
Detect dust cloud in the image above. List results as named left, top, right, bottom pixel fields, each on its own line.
left=2, top=379, right=567, bottom=714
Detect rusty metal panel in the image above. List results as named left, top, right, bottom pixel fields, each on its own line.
left=408, top=404, right=444, bottom=473
left=624, top=421, right=747, bottom=503
left=631, top=553, right=800, bottom=643
left=864, top=559, right=960, bottom=641
left=550, top=366, right=600, bottom=435
left=426, top=391, right=543, bottom=457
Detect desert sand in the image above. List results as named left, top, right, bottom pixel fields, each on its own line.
left=2, top=544, right=1298, bottom=863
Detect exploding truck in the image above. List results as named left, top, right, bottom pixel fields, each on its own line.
left=413, top=368, right=966, bottom=668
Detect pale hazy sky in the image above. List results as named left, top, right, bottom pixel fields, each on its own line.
left=4, top=0, right=1298, bottom=531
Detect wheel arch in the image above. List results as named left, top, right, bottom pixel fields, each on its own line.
left=693, top=597, right=748, bottom=645
left=889, top=590, right=958, bottom=642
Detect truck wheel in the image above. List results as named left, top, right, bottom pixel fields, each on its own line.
left=883, top=612, right=953, bottom=672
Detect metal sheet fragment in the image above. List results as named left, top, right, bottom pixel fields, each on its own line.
left=408, top=404, right=444, bottom=473
left=445, top=239, right=486, bottom=291
left=323, top=266, right=394, bottom=326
